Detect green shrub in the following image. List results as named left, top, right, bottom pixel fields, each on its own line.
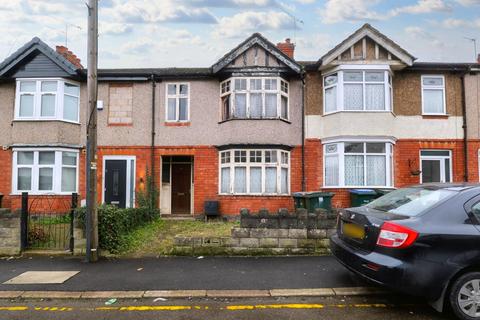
left=75, top=205, right=159, bottom=253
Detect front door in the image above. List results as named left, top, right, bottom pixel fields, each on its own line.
left=171, top=163, right=191, bottom=214
left=105, top=160, right=127, bottom=208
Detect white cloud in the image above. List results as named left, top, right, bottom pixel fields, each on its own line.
left=122, top=37, right=155, bottom=55
left=456, top=0, right=480, bottom=5
left=103, top=0, right=217, bottom=24
left=390, top=0, right=451, bottom=16
left=319, top=0, right=383, bottom=24
left=99, top=22, right=133, bottom=36
left=295, top=33, right=332, bottom=60
left=439, top=17, right=480, bottom=28
left=405, top=26, right=445, bottom=49
left=213, top=11, right=293, bottom=38
left=296, top=0, right=315, bottom=3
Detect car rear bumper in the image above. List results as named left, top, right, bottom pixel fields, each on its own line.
left=330, top=234, right=446, bottom=301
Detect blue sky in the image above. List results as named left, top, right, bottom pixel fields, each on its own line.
left=0, top=0, right=479, bottom=68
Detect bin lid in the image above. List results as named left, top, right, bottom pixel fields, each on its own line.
left=292, top=191, right=335, bottom=198
left=348, top=189, right=377, bottom=195
left=375, top=188, right=396, bottom=193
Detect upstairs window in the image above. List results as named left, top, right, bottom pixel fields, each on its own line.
left=323, top=68, right=392, bottom=114
left=221, top=77, right=289, bottom=121
left=15, top=79, right=80, bottom=122
left=166, top=83, right=189, bottom=122
left=422, top=75, right=445, bottom=115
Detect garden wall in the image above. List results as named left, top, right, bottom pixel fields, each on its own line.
left=0, top=209, right=20, bottom=256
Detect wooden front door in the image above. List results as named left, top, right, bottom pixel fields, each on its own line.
left=171, top=163, right=191, bottom=214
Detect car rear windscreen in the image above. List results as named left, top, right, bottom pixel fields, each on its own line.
left=366, top=187, right=457, bottom=217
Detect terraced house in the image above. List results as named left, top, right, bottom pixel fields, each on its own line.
left=0, top=33, right=303, bottom=215
left=0, top=24, right=478, bottom=215
left=303, top=24, right=480, bottom=207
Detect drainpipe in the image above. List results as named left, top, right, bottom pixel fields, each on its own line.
left=150, top=74, right=156, bottom=194
left=461, top=72, right=468, bottom=182
left=301, top=71, right=306, bottom=192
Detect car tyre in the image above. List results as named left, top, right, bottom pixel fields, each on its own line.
left=450, top=272, right=480, bottom=320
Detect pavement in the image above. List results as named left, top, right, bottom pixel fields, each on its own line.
left=0, top=255, right=368, bottom=292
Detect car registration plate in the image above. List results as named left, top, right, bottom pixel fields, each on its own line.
left=342, top=221, right=365, bottom=240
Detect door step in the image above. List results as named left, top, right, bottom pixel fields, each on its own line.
left=161, top=214, right=195, bottom=221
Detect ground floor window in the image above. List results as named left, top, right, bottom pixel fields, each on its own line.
left=420, top=150, right=451, bottom=183
left=12, top=148, right=78, bottom=194
left=324, top=141, right=393, bottom=187
left=219, top=149, right=290, bottom=195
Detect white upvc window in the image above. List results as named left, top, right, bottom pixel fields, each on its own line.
left=166, top=83, right=189, bottom=122
left=324, top=141, right=393, bottom=188
left=220, top=77, right=289, bottom=121
left=15, top=78, right=80, bottom=123
left=219, top=149, right=290, bottom=195
left=323, top=66, right=392, bottom=114
left=421, top=75, right=446, bottom=115
left=420, top=150, right=451, bottom=183
left=12, top=149, right=79, bottom=194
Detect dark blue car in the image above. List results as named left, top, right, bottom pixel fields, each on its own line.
left=330, top=184, right=480, bottom=320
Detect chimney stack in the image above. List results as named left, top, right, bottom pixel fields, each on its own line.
left=56, top=45, right=83, bottom=69
left=276, top=38, right=295, bottom=59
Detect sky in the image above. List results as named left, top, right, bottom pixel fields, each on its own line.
left=0, top=0, right=479, bottom=68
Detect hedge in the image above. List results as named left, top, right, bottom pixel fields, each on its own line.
left=76, top=205, right=159, bottom=253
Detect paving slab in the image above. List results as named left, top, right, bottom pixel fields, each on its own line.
left=207, top=290, right=270, bottom=298
left=81, top=291, right=144, bottom=299
left=270, top=288, right=335, bottom=297
left=0, top=291, right=23, bottom=298
left=3, top=271, right=79, bottom=285
left=144, top=290, right=207, bottom=298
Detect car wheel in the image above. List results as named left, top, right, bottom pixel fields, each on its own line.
left=450, top=272, right=480, bottom=319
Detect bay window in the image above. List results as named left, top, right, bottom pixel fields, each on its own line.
left=324, top=141, right=393, bottom=187
left=13, top=149, right=78, bottom=194
left=15, top=79, right=80, bottom=122
left=323, top=67, right=392, bottom=113
left=421, top=75, right=445, bottom=115
left=219, top=149, right=290, bottom=195
left=221, top=77, right=289, bottom=121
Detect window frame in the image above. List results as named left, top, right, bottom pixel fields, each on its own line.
left=220, top=77, right=289, bottom=121
left=322, top=65, right=392, bottom=115
left=419, top=149, right=452, bottom=183
left=12, top=148, right=79, bottom=195
left=165, top=82, right=190, bottom=123
left=323, top=140, right=394, bottom=188
left=14, top=78, right=80, bottom=123
left=421, top=75, right=446, bottom=115
left=218, top=149, right=290, bottom=196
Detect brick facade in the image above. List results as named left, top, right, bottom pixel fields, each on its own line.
left=303, top=139, right=468, bottom=208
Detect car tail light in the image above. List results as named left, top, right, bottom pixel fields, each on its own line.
left=376, top=222, right=418, bottom=249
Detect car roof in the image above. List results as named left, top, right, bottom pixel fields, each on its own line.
left=410, top=183, right=480, bottom=192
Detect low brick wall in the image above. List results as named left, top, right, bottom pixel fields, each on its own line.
left=0, top=209, right=21, bottom=256
left=173, top=208, right=337, bottom=256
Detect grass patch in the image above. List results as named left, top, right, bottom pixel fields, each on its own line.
left=116, top=219, right=238, bottom=257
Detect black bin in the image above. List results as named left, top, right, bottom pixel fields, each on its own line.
left=204, top=200, right=219, bottom=220
left=349, top=189, right=377, bottom=207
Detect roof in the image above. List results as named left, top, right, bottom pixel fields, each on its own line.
left=320, top=23, right=416, bottom=67
left=0, top=37, right=81, bottom=77
left=211, top=33, right=301, bottom=74
left=407, top=62, right=480, bottom=72
left=98, top=67, right=212, bottom=79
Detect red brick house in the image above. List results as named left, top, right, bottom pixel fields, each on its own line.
left=302, top=24, right=480, bottom=207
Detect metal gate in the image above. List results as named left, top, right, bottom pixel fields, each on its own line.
left=20, top=193, right=78, bottom=251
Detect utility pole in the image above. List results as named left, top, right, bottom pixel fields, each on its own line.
left=465, top=37, right=477, bottom=62
left=86, top=0, right=99, bottom=262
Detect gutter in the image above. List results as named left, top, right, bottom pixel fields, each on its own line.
left=461, top=71, right=468, bottom=182
left=301, top=70, right=306, bottom=192
left=150, top=74, right=157, bottom=196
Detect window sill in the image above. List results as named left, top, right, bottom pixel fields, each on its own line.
left=12, top=119, right=81, bottom=125
left=218, top=194, right=291, bottom=197
left=422, top=114, right=449, bottom=119
left=10, top=192, right=78, bottom=196
left=108, top=122, right=133, bottom=127
left=218, top=118, right=291, bottom=124
left=165, top=122, right=191, bottom=127
left=323, top=110, right=392, bottom=117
